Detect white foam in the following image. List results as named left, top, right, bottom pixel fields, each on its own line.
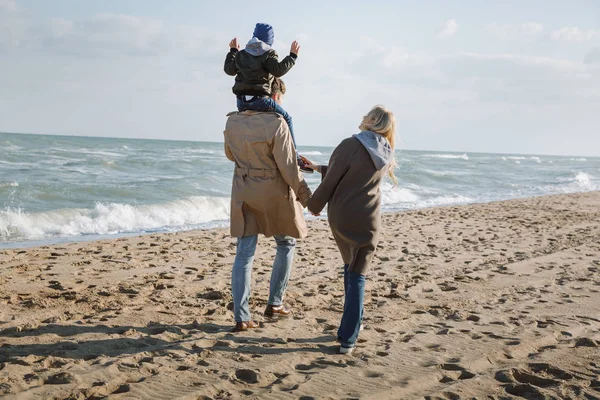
left=301, top=151, right=324, bottom=156
left=504, top=156, right=541, bottom=163
left=418, top=194, right=473, bottom=208
left=551, top=172, right=598, bottom=193
left=571, top=158, right=587, bottom=162
left=574, top=172, right=594, bottom=190
left=424, top=154, right=469, bottom=160
left=75, top=149, right=126, bottom=158
left=0, top=182, right=19, bottom=188
left=381, top=183, right=420, bottom=204
left=0, top=196, right=230, bottom=242
left=170, top=148, right=217, bottom=155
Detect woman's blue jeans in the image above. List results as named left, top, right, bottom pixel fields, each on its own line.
left=337, top=264, right=365, bottom=348
left=231, top=234, right=296, bottom=322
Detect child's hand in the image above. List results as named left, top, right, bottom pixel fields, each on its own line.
left=290, top=40, right=300, bottom=56
left=229, top=38, right=240, bottom=50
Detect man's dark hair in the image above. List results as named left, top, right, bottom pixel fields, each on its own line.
left=271, top=77, right=286, bottom=96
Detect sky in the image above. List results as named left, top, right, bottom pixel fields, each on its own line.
left=1, top=0, right=599, bottom=156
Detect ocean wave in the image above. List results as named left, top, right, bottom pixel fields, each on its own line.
left=0, top=182, right=19, bottom=188
left=502, top=156, right=541, bottom=163
left=381, top=184, right=420, bottom=204
left=75, top=149, right=127, bottom=158
left=574, top=172, right=595, bottom=190
left=0, top=196, right=230, bottom=242
left=551, top=172, right=598, bottom=193
left=169, top=148, right=217, bottom=155
left=301, top=151, right=324, bottom=156
left=424, top=154, right=469, bottom=160
left=417, top=194, right=474, bottom=208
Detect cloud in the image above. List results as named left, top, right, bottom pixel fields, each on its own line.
left=0, top=1, right=29, bottom=49
left=585, top=47, right=600, bottom=64
left=434, top=52, right=600, bottom=108
left=486, top=22, right=544, bottom=37
left=296, top=32, right=309, bottom=43
left=0, top=0, right=17, bottom=13
left=437, top=19, right=459, bottom=38
left=381, top=47, right=430, bottom=69
left=551, top=26, right=600, bottom=42
left=2, top=12, right=226, bottom=58
left=42, top=13, right=165, bottom=56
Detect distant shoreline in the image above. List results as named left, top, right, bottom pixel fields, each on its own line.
left=2, top=131, right=598, bottom=158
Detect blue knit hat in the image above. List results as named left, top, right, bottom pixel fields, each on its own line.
left=253, top=23, right=274, bottom=46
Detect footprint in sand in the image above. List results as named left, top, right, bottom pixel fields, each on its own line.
left=438, top=363, right=476, bottom=381
left=235, top=369, right=259, bottom=384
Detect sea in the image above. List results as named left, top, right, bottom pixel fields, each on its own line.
left=1, top=132, right=599, bottom=249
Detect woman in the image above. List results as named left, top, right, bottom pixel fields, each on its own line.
left=305, top=105, right=397, bottom=354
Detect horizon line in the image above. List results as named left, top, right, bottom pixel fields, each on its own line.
left=1, top=130, right=597, bottom=159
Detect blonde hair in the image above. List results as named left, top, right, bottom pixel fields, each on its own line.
left=359, top=105, right=397, bottom=184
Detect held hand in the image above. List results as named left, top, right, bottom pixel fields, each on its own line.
left=310, top=211, right=321, bottom=217
left=290, top=40, right=300, bottom=56
left=229, top=38, right=240, bottom=50
left=299, top=156, right=317, bottom=171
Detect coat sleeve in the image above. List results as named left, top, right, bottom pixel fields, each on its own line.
left=224, top=141, right=234, bottom=162
left=307, top=138, right=356, bottom=214
left=224, top=49, right=238, bottom=76
left=272, top=119, right=312, bottom=207
left=223, top=120, right=235, bottom=162
left=263, top=51, right=296, bottom=77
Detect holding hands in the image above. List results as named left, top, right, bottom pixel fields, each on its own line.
left=299, top=156, right=321, bottom=216
left=299, top=156, right=317, bottom=172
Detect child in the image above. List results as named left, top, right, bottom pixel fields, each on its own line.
left=224, top=23, right=311, bottom=173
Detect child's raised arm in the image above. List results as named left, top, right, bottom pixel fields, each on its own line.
left=264, top=40, right=300, bottom=77
left=224, top=38, right=240, bottom=76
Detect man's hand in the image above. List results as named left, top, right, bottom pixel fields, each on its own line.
left=290, top=40, right=300, bottom=56
left=229, top=38, right=240, bottom=50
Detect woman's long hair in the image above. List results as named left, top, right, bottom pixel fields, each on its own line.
left=359, top=105, right=397, bottom=184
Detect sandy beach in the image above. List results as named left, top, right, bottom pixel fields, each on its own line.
left=1, top=192, right=599, bottom=399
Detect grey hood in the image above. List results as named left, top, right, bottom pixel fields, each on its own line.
left=353, top=131, right=394, bottom=171
left=244, top=37, right=272, bottom=56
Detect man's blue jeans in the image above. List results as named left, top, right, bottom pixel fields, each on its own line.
left=231, top=234, right=296, bottom=322
left=237, top=96, right=298, bottom=152
left=337, top=264, right=365, bottom=348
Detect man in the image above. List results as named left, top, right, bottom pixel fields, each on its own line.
left=223, top=78, right=312, bottom=332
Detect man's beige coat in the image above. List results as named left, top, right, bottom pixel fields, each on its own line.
left=224, top=111, right=311, bottom=238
